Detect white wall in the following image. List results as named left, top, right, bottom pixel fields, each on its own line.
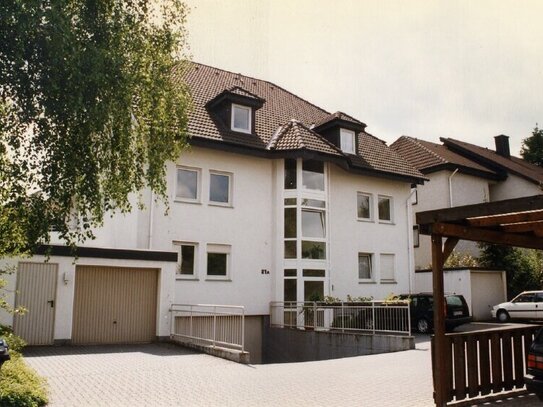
left=153, top=147, right=274, bottom=315
left=0, top=256, right=176, bottom=341
left=490, top=173, right=542, bottom=201
left=413, top=170, right=490, bottom=269
left=328, top=165, right=414, bottom=299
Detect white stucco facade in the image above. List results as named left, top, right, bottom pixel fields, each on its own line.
left=489, top=173, right=542, bottom=201
left=2, top=145, right=420, bottom=344
left=413, top=170, right=491, bottom=269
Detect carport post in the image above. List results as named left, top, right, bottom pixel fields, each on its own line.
left=432, top=234, right=447, bottom=406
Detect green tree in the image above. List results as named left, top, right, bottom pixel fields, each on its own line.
left=520, top=126, right=543, bottom=167
left=0, top=0, right=191, bottom=256
left=479, top=244, right=543, bottom=298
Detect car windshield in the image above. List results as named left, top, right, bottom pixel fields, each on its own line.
left=446, top=296, right=463, bottom=306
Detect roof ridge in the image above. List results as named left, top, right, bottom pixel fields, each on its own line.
left=266, top=123, right=287, bottom=150
left=290, top=120, right=305, bottom=149
left=294, top=120, right=345, bottom=156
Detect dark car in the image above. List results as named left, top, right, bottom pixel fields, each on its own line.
left=525, top=328, right=543, bottom=400
left=397, top=293, right=472, bottom=333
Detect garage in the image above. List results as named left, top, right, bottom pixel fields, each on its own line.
left=72, top=265, right=158, bottom=344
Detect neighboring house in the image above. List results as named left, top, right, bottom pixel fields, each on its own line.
left=0, top=63, right=425, bottom=361
left=391, top=134, right=543, bottom=270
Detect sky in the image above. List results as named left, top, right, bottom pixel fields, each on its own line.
left=184, top=0, right=543, bottom=156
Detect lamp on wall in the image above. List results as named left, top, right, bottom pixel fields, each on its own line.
left=63, top=272, right=70, bottom=285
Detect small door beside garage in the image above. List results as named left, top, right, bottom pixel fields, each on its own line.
left=72, top=266, right=158, bottom=344
left=471, top=271, right=507, bottom=320
left=14, top=262, right=58, bottom=345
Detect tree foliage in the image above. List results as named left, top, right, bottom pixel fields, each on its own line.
left=443, top=250, right=479, bottom=269
left=520, top=126, right=543, bottom=167
left=0, top=0, right=191, bottom=256
left=479, top=244, right=543, bottom=298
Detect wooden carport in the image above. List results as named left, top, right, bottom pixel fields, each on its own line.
left=417, top=194, right=543, bottom=406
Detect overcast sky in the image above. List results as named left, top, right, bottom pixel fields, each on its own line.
left=184, top=0, right=543, bottom=156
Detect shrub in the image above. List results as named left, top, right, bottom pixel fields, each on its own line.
left=0, top=353, right=48, bottom=407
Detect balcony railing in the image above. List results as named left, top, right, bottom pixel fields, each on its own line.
left=270, top=301, right=411, bottom=336
left=170, top=304, right=245, bottom=352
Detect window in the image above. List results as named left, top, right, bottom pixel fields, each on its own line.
left=176, top=167, right=200, bottom=202
left=340, top=128, right=356, bottom=154
left=302, top=159, right=324, bottom=191
left=206, top=244, right=231, bottom=279
left=302, top=209, right=325, bottom=238
left=209, top=171, right=232, bottom=205
left=413, top=225, right=420, bottom=248
left=284, top=159, right=297, bottom=189
left=357, top=193, right=372, bottom=220
left=380, top=254, right=395, bottom=282
left=175, top=243, right=198, bottom=278
left=301, top=241, right=326, bottom=259
left=378, top=195, right=392, bottom=222
left=358, top=253, right=372, bottom=280
left=231, top=104, right=251, bottom=133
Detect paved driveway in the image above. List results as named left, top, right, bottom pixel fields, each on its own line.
left=24, top=335, right=540, bottom=407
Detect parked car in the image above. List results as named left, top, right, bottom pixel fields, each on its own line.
left=397, top=293, right=472, bottom=333
left=525, top=328, right=543, bottom=400
left=491, top=291, right=543, bottom=322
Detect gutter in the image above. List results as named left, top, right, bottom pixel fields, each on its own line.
left=405, top=188, right=417, bottom=294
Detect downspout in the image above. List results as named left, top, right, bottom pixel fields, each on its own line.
left=405, top=188, right=417, bottom=294
left=148, top=190, right=155, bottom=250
left=448, top=168, right=459, bottom=208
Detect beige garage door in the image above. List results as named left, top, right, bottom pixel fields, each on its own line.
left=72, top=266, right=158, bottom=344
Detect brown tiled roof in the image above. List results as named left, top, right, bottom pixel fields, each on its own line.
left=267, top=120, right=343, bottom=156
left=442, top=138, right=543, bottom=185
left=175, top=62, right=424, bottom=182
left=390, top=136, right=498, bottom=178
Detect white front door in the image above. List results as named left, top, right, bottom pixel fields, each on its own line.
left=14, top=262, right=57, bottom=345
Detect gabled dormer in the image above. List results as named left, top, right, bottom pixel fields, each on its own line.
left=206, top=86, right=265, bottom=134
left=312, top=111, right=366, bottom=155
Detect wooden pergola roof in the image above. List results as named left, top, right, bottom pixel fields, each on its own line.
left=415, top=194, right=543, bottom=406
left=417, top=194, right=543, bottom=250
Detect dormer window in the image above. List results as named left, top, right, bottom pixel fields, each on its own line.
left=340, top=128, right=355, bottom=154
left=231, top=104, right=252, bottom=133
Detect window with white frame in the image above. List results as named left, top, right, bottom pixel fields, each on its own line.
left=206, top=244, right=231, bottom=279
left=357, top=192, right=372, bottom=220
left=231, top=104, right=251, bottom=133
left=378, top=195, right=393, bottom=222
left=340, top=128, right=356, bottom=154
left=209, top=171, right=232, bottom=205
left=380, top=254, right=395, bottom=282
left=358, top=253, right=372, bottom=280
left=174, top=242, right=198, bottom=278
left=176, top=167, right=200, bottom=202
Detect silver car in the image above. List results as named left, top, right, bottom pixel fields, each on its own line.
left=491, top=291, right=543, bottom=322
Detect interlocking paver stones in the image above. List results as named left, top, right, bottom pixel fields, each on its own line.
left=23, top=338, right=541, bottom=406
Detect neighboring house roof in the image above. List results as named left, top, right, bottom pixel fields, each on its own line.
left=442, top=137, right=543, bottom=186
left=175, top=62, right=425, bottom=183
left=390, top=136, right=500, bottom=180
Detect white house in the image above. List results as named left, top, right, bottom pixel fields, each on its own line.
left=391, top=135, right=543, bottom=270
left=1, top=63, right=425, bottom=361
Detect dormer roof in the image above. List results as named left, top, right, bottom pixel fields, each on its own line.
left=267, top=120, right=343, bottom=156
left=313, top=111, right=366, bottom=133
left=206, top=86, right=265, bottom=110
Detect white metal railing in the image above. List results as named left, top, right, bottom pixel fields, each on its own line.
left=270, top=301, right=411, bottom=336
left=170, top=304, right=245, bottom=352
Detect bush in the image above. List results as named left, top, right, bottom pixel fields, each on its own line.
left=0, top=327, right=26, bottom=353
left=0, top=353, right=48, bottom=407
